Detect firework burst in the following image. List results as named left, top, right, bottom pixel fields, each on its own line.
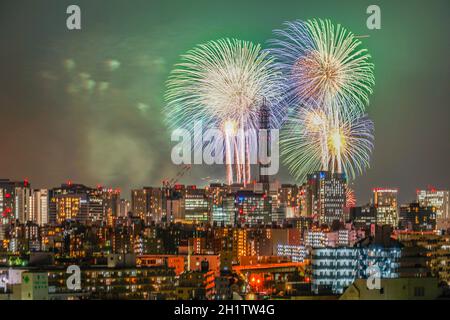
left=269, top=19, right=375, bottom=114
left=281, top=104, right=374, bottom=182
left=272, top=18, right=376, bottom=182
left=165, top=38, right=285, bottom=185
left=345, top=187, right=357, bottom=208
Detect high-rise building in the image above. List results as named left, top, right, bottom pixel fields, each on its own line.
left=118, top=199, right=131, bottom=217
left=30, top=189, right=48, bottom=226
left=184, top=186, right=209, bottom=223
left=311, top=239, right=402, bottom=294
left=212, top=193, right=235, bottom=226
left=235, top=190, right=271, bottom=226
left=277, top=184, right=302, bottom=218
left=373, top=188, right=399, bottom=227
left=87, top=188, right=104, bottom=223
left=0, top=179, right=32, bottom=239
left=417, top=188, right=449, bottom=230
left=49, top=183, right=114, bottom=225
left=165, top=187, right=184, bottom=223
left=307, top=171, right=346, bottom=226
left=101, top=188, right=120, bottom=226
left=131, top=187, right=164, bottom=224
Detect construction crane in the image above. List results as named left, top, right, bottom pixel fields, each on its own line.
left=161, top=164, right=191, bottom=223
left=162, top=164, right=192, bottom=189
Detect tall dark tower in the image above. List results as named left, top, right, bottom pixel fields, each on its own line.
left=258, top=99, right=270, bottom=189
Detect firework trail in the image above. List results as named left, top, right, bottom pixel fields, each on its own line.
left=165, top=38, right=284, bottom=185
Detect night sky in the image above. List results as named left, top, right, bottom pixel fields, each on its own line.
left=0, top=0, right=449, bottom=204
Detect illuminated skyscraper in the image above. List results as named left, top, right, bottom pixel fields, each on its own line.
left=278, top=184, right=302, bottom=218
left=212, top=193, right=235, bottom=227
left=235, top=190, right=271, bottom=226
left=101, top=188, right=120, bottom=227
left=131, top=187, right=164, bottom=224
left=118, top=199, right=131, bottom=217
left=417, top=188, right=449, bottom=230
left=49, top=183, right=114, bottom=224
left=184, top=186, right=209, bottom=223
left=31, top=189, right=48, bottom=226
left=307, top=171, right=346, bottom=226
left=0, top=179, right=31, bottom=239
left=372, top=188, right=398, bottom=227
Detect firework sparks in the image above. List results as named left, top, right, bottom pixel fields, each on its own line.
left=165, top=38, right=285, bottom=184
left=269, top=18, right=375, bottom=114
left=345, top=187, right=357, bottom=208
left=281, top=104, right=374, bottom=182
left=272, top=19, right=376, bottom=182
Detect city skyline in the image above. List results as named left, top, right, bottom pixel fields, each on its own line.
left=1, top=0, right=449, bottom=206
left=1, top=0, right=450, bottom=304
left=0, top=176, right=447, bottom=207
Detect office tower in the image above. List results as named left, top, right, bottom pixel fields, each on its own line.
left=131, top=188, right=147, bottom=220
left=417, top=188, right=449, bottom=230
left=278, top=184, right=302, bottom=218
left=165, top=186, right=184, bottom=223
left=235, top=190, right=272, bottom=226
left=14, top=182, right=32, bottom=223
left=131, top=187, right=164, bottom=224
left=31, top=189, right=48, bottom=226
left=49, top=183, right=110, bottom=224
left=88, top=188, right=104, bottom=223
left=272, top=205, right=286, bottom=224
left=307, top=171, right=346, bottom=226
left=373, top=188, right=399, bottom=227
left=118, top=199, right=131, bottom=217
left=212, top=193, right=235, bottom=227
left=298, top=184, right=309, bottom=217
left=101, top=188, right=120, bottom=226
left=209, top=184, right=228, bottom=225
left=232, top=228, right=251, bottom=262
left=184, top=186, right=209, bottom=223
left=0, top=179, right=32, bottom=239
left=399, top=202, right=437, bottom=232
left=278, top=184, right=298, bottom=207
